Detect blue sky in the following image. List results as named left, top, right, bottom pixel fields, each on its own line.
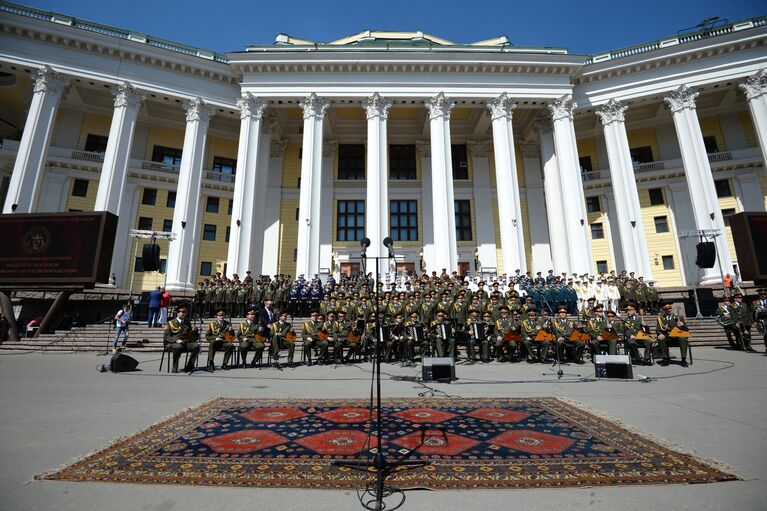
left=17, top=0, right=767, bottom=55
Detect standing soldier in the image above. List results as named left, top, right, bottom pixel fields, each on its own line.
left=731, top=292, right=755, bottom=352
left=717, top=295, right=739, bottom=350
left=163, top=306, right=201, bottom=373
left=205, top=308, right=235, bottom=371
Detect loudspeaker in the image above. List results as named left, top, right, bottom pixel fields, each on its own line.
left=594, top=354, right=633, bottom=379
left=695, top=242, right=716, bottom=268
left=422, top=357, right=455, bottom=382
left=142, top=243, right=161, bottom=272
left=109, top=353, right=139, bottom=372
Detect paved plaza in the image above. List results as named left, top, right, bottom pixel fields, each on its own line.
left=1, top=347, right=765, bottom=511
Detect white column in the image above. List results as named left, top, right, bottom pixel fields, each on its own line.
left=417, top=141, right=435, bottom=273
left=596, top=99, right=653, bottom=278
left=165, top=98, right=213, bottom=292
left=488, top=93, right=527, bottom=273
left=38, top=172, right=68, bottom=212
left=114, top=182, right=140, bottom=286
left=3, top=66, right=68, bottom=214
left=426, top=93, right=458, bottom=272
left=364, top=93, right=392, bottom=258
left=537, top=119, right=570, bottom=274
left=226, top=94, right=266, bottom=277
left=319, top=141, right=337, bottom=276
left=548, top=95, right=593, bottom=275
left=262, top=140, right=286, bottom=275
left=739, top=69, right=767, bottom=164
left=94, top=82, right=145, bottom=213
left=467, top=141, right=497, bottom=272
left=733, top=172, right=765, bottom=212
left=664, top=85, right=734, bottom=283
left=295, top=93, right=328, bottom=279
left=520, top=142, right=553, bottom=273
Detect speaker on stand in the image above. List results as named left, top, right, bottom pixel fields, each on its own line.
left=695, top=242, right=716, bottom=268
left=142, top=243, right=161, bottom=272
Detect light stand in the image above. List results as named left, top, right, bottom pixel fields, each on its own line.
left=333, top=237, right=429, bottom=511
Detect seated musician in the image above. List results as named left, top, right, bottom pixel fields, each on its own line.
left=238, top=307, right=266, bottom=368
left=334, top=310, right=352, bottom=364
left=386, top=313, right=406, bottom=362
left=361, top=316, right=377, bottom=362
left=521, top=308, right=549, bottom=363
left=464, top=309, right=483, bottom=362
left=163, top=305, right=200, bottom=373
left=552, top=305, right=585, bottom=364
left=622, top=303, right=652, bottom=365
left=318, top=311, right=334, bottom=365
left=344, top=316, right=365, bottom=363
left=301, top=310, right=321, bottom=366
left=430, top=309, right=454, bottom=358
left=494, top=305, right=517, bottom=362
left=479, top=311, right=494, bottom=363
left=205, top=308, right=235, bottom=372
left=656, top=302, right=689, bottom=367
left=270, top=310, right=293, bottom=368
left=403, top=311, right=422, bottom=364
left=587, top=304, right=617, bottom=357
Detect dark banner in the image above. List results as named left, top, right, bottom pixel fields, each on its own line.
left=0, top=212, right=117, bottom=286
left=730, top=212, right=767, bottom=283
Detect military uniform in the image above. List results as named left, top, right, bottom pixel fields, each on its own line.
left=301, top=315, right=323, bottom=366
left=655, top=305, right=690, bottom=366
left=521, top=314, right=548, bottom=362
left=238, top=315, right=266, bottom=368
left=622, top=311, right=651, bottom=365
left=587, top=310, right=617, bottom=356
left=270, top=318, right=294, bottom=366
left=205, top=313, right=235, bottom=371
left=163, top=310, right=200, bottom=373
left=551, top=311, right=584, bottom=363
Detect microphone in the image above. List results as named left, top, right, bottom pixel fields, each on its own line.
left=383, top=237, right=394, bottom=258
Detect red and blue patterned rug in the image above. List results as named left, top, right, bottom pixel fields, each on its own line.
left=46, top=397, right=737, bottom=490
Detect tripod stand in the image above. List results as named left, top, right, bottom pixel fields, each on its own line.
left=541, top=338, right=582, bottom=379
left=332, top=238, right=429, bottom=511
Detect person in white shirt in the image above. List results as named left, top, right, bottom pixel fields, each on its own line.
left=112, top=303, right=132, bottom=352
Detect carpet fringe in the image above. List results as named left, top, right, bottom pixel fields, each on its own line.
left=556, top=397, right=741, bottom=479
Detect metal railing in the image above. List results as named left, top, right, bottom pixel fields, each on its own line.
left=70, top=150, right=104, bottom=163
left=708, top=151, right=733, bottom=163
left=205, top=170, right=235, bottom=183
left=634, top=161, right=665, bottom=173
left=580, top=170, right=603, bottom=181
left=140, top=160, right=179, bottom=174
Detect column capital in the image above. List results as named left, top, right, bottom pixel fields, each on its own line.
left=425, top=92, right=455, bottom=120
left=467, top=140, right=491, bottom=158
left=519, top=142, right=540, bottom=159
left=363, top=92, right=392, bottom=120
left=32, top=65, right=69, bottom=95
left=300, top=92, right=329, bottom=120
left=595, top=98, right=627, bottom=126
left=183, top=97, right=213, bottom=123
left=534, top=118, right=553, bottom=134
left=486, top=92, right=516, bottom=121
left=663, top=85, right=698, bottom=113
left=547, top=94, right=575, bottom=121
left=237, top=93, right=267, bottom=120
left=270, top=139, right=287, bottom=157
left=260, top=114, right=276, bottom=135
left=739, top=69, right=767, bottom=101
left=416, top=140, right=431, bottom=156
left=323, top=141, right=338, bottom=159
left=112, top=82, right=144, bottom=110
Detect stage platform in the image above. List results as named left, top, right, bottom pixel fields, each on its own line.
left=0, top=346, right=765, bottom=510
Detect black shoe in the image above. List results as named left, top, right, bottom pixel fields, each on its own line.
left=222, top=364, right=229, bottom=370
left=206, top=364, right=214, bottom=373
left=746, top=347, right=756, bottom=353
left=184, top=365, right=195, bottom=373
left=526, top=358, right=536, bottom=364
left=306, top=360, right=313, bottom=367
left=250, top=360, right=257, bottom=368
left=575, top=360, right=585, bottom=365
left=172, top=367, right=179, bottom=374
left=680, top=359, right=689, bottom=367
left=659, top=358, right=669, bottom=367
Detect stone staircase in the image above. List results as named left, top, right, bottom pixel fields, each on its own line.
left=0, top=315, right=761, bottom=353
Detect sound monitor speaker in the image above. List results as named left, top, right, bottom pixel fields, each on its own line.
left=109, top=353, right=139, bottom=372
left=695, top=242, right=716, bottom=268
left=594, top=354, right=633, bottom=379
left=142, top=243, right=161, bottom=271
left=422, top=357, right=455, bottom=382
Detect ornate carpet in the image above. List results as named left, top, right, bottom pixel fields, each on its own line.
left=46, top=397, right=737, bottom=490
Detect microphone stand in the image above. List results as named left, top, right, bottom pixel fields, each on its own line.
left=333, top=241, right=429, bottom=511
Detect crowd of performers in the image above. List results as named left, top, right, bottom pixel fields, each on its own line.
left=159, top=274, right=767, bottom=374
left=715, top=289, right=767, bottom=352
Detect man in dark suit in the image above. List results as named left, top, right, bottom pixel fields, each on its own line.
left=259, top=299, right=276, bottom=328
left=148, top=286, right=163, bottom=327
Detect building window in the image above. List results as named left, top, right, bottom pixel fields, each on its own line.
left=630, top=146, right=654, bottom=165
left=338, top=144, right=366, bottom=180
left=336, top=200, right=365, bottom=241
left=162, top=219, right=173, bottom=232
left=390, top=145, right=417, bottom=180
left=134, top=257, right=144, bottom=272
left=586, top=196, right=601, bottom=213
left=579, top=156, right=593, bottom=173
left=722, top=208, right=736, bottom=227
left=142, top=188, right=157, bottom=206
left=390, top=200, right=418, bottom=241
left=166, top=191, right=176, bottom=208
left=455, top=200, right=472, bottom=241
left=84, top=134, right=108, bottom=153
left=596, top=260, right=608, bottom=274
left=71, top=179, right=89, bottom=197
left=590, top=222, right=605, bottom=239
left=225, top=226, right=230, bottom=242
left=206, top=197, right=219, bottom=213
left=151, top=145, right=183, bottom=165
left=203, top=224, right=216, bottom=241
left=212, top=156, right=237, bottom=175
left=159, top=259, right=167, bottom=274
left=228, top=199, right=233, bottom=215
left=703, top=136, right=719, bottom=154
left=662, top=255, right=675, bottom=270
left=648, top=188, right=665, bottom=205
left=714, top=179, right=732, bottom=198
left=200, top=261, right=212, bottom=276
left=137, top=217, right=153, bottom=230
left=452, top=145, right=469, bottom=179
left=654, top=215, right=669, bottom=233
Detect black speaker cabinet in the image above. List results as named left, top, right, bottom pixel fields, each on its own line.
left=142, top=243, right=161, bottom=271
left=422, top=357, right=456, bottom=382
left=110, top=353, right=139, bottom=372
left=695, top=241, right=716, bottom=268
left=594, top=355, right=633, bottom=379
